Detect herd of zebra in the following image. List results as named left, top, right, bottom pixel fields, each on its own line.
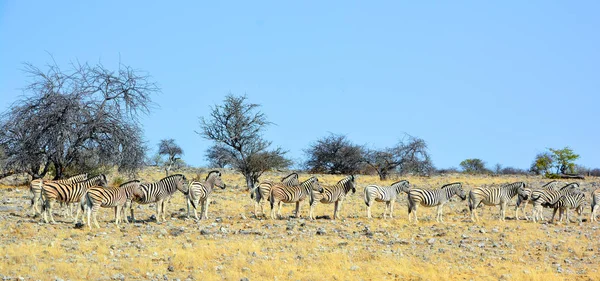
left=25, top=171, right=600, bottom=229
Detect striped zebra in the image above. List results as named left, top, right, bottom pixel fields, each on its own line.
left=129, top=174, right=187, bottom=223
left=309, top=175, right=356, bottom=220
left=468, top=182, right=527, bottom=222
left=363, top=180, right=410, bottom=219
left=407, top=182, right=466, bottom=223
left=251, top=173, right=299, bottom=218
left=530, top=182, right=579, bottom=222
left=269, top=176, right=323, bottom=220
left=29, top=173, right=88, bottom=216
left=591, top=188, right=600, bottom=222
left=515, top=181, right=561, bottom=220
left=547, top=190, right=586, bottom=224
left=41, top=174, right=108, bottom=224
left=84, top=180, right=143, bottom=229
left=186, top=170, right=226, bottom=220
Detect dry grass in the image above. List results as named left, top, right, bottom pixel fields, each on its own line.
left=0, top=170, right=599, bottom=280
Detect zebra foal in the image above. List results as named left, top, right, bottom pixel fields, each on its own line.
left=407, top=182, right=466, bottom=223
left=269, top=176, right=323, bottom=220
left=187, top=170, right=226, bottom=220
left=309, top=175, right=356, bottom=220
left=363, top=180, right=410, bottom=219
left=468, top=182, right=528, bottom=222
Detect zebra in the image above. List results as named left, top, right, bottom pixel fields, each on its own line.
left=251, top=173, right=299, bottom=218
left=269, top=176, right=323, bottom=220
left=363, top=180, right=410, bottom=219
left=468, top=182, right=528, bottom=222
left=41, top=174, right=108, bottom=224
left=309, top=175, right=356, bottom=220
left=547, top=190, right=586, bottom=224
left=530, top=182, right=579, bottom=222
left=515, top=181, right=561, bottom=220
left=407, top=182, right=466, bottom=223
left=29, top=173, right=88, bottom=216
left=186, top=170, right=226, bottom=220
left=591, top=188, right=600, bottom=222
left=129, top=174, right=187, bottom=223
left=84, top=180, right=143, bottom=229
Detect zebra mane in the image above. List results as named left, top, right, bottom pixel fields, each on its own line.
left=205, top=170, right=221, bottom=180
left=160, top=174, right=186, bottom=181
left=560, top=183, right=579, bottom=190
left=336, top=175, right=354, bottom=185
left=391, top=180, right=409, bottom=186
left=441, top=182, right=461, bottom=189
left=119, top=179, right=141, bottom=187
left=281, top=172, right=299, bottom=181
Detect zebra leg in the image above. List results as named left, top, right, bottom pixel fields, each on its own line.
left=309, top=203, right=315, bottom=220
left=277, top=201, right=283, bottom=219
left=155, top=200, right=162, bottom=222
left=383, top=202, right=389, bottom=219
left=162, top=200, right=167, bottom=222
left=93, top=205, right=100, bottom=229
left=413, top=205, right=419, bottom=223
left=366, top=201, right=372, bottom=219
left=294, top=202, right=300, bottom=218
left=130, top=202, right=136, bottom=223
left=202, top=199, right=209, bottom=220
left=500, top=202, right=506, bottom=222
left=333, top=201, right=338, bottom=220
left=591, top=205, right=598, bottom=222
left=47, top=200, right=57, bottom=224
left=390, top=200, right=395, bottom=219
left=186, top=198, right=191, bottom=219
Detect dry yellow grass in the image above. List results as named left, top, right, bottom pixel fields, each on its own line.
left=0, top=170, right=598, bottom=280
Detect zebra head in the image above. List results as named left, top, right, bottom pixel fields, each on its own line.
left=92, top=174, right=108, bottom=187
left=443, top=182, right=466, bottom=200
left=206, top=170, right=226, bottom=189
left=391, top=180, right=410, bottom=194
left=340, top=175, right=356, bottom=194
left=516, top=182, right=528, bottom=200
left=305, top=176, right=324, bottom=193
left=281, top=172, right=300, bottom=186
left=170, top=174, right=188, bottom=193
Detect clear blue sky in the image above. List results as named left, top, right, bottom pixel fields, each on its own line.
left=1, top=1, right=599, bottom=170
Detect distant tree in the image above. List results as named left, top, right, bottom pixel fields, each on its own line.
left=205, top=144, right=233, bottom=168
left=148, top=153, right=164, bottom=167
left=460, top=158, right=488, bottom=174
left=549, top=147, right=579, bottom=174
left=499, top=166, right=529, bottom=175
left=437, top=167, right=460, bottom=174
left=198, top=94, right=291, bottom=189
left=0, top=60, right=156, bottom=179
left=304, top=133, right=364, bottom=175
left=158, top=139, right=183, bottom=176
left=494, top=163, right=503, bottom=175
left=364, top=135, right=434, bottom=180
left=530, top=152, right=553, bottom=175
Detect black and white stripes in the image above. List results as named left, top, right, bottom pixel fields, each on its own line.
left=468, top=182, right=527, bottom=222
left=310, top=175, right=356, bottom=220
left=186, top=171, right=226, bottom=220
left=363, top=180, right=410, bottom=219
left=130, top=174, right=187, bottom=223
left=269, top=176, right=323, bottom=219
left=41, top=174, right=107, bottom=224
left=407, top=182, right=466, bottom=223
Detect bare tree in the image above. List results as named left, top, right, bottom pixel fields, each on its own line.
left=205, top=144, right=233, bottom=168
left=158, top=139, right=183, bottom=176
left=199, top=94, right=290, bottom=189
left=0, top=60, right=157, bottom=179
left=304, top=133, right=364, bottom=175
left=364, top=135, right=433, bottom=180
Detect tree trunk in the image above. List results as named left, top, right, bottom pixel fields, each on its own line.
left=244, top=173, right=255, bottom=190
left=378, top=169, right=388, bottom=181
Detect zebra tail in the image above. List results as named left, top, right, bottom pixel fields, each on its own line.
left=189, top=196, right=197, bottom=210
left=269, top=189, right=275, bottom=209
left=468, top=192, right=474, bottom=211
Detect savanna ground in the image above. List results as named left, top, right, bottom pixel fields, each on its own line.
left=0, top=169, right=599, bottom=281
